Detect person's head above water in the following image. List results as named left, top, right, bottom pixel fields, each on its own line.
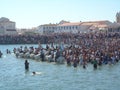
left=32, top=72, right=36, bottom=75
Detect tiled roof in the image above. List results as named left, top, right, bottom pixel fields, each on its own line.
left=58, top=22, right=82, bottom=26
left=58, top=20, right=112, bottom=27
left=82, top=20, right=111, bottom=25
left=97, top=24, right=109, bottom=28
left=41, top=24, right=57, bottom=26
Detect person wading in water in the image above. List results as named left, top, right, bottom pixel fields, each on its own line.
left=25, top=60, right=29, bottom=70
left=0, top=50, right=3, bottom=58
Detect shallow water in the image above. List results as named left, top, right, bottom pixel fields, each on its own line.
left=0, top=45, right=120, bottom=90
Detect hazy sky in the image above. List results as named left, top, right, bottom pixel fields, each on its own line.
left=0, top=0, right=120, bottom=28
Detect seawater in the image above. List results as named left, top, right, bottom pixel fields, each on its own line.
left=0, top=44, right=120, bottom=90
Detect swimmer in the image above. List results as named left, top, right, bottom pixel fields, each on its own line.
left=32, top=71, right=42, bottom=75
left=32, top=71, right=36, bottom=75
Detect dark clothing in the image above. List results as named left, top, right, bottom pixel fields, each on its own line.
left=94, top=64, right=97, bottom=69
left=93, top=60, right=97, bottom=69
left=41, top=53, right=45, bottom=61
left=0, top=51, right=2, bottom=58
left=73, top=60, right=77, bottom=68
left=25, top=60, right=29, bottom=70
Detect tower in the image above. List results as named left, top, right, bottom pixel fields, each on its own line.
left=116, top=12, right=120, bottom=23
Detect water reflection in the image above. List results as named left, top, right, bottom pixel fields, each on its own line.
left=25, top=69, right=29, bottom=74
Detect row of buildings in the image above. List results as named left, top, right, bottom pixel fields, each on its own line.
left=0, top=12, right=120, bottom=35
left=36, top=20, right=112, bottom=34
left=36, top=12, right=120, bottom=34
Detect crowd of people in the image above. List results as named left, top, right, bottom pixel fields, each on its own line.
left=61, top=32, right=120, bottom=69
left=0, top=32, right=120, bottom=45
left=11, top=31, right=120, bottom=69
left=0, top=31, right=120, bottom=69
left=0, top=33, right=70, bottom=44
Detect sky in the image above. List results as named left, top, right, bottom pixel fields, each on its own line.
left=0, top=0, right=120, bottom=28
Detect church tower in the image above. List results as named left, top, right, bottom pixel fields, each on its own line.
left=116, top=12, right=120, bottom=23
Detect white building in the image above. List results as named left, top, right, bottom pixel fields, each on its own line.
left=0, top=17, right=18, bottom=35
left=36, top=20, right=113, bottom=34
left=35, top=12, right=120, bottom=34
left=57, top=22, right=81, bottom=33
left=36, top=24, right=57, bottom=35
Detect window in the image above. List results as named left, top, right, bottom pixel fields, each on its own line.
left=76, top=26, right=78, bottom=29
left=49, top=27, right=51, bottom=29
left=64, top=26, right=65, bottom=29
left=43, top=27, right=45, bottom=30
left=72, top=26, right=74, bottom=29
left=66, top=26, right=68, bottom=29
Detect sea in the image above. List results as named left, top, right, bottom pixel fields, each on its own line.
left=0, top=44, right=120, bottom=90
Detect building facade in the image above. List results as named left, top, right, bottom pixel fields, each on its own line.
left=32, top=12, right=120, bottom=35
left=0, top=17, right=18, bottom=35
left=116, top=12, right=120, bottom=23
left=36, top=24, right=57, bottom=35
left=36, top=20, right=113, bottom=34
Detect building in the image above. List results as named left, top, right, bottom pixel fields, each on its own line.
left=116, top=12, right=120, bottom=23
left=107, top=12, right=120, bottom=32
left=35, top=12, right=120, bottom=34
left=36, top=24, right=57, bottom=35
left=0, top=17, right=18, bottom=35
left=36, top=20, right=113, bottom=34
left=17, top=27, right=37, bottom=35
left=58, top=20, right=113, bottom=33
